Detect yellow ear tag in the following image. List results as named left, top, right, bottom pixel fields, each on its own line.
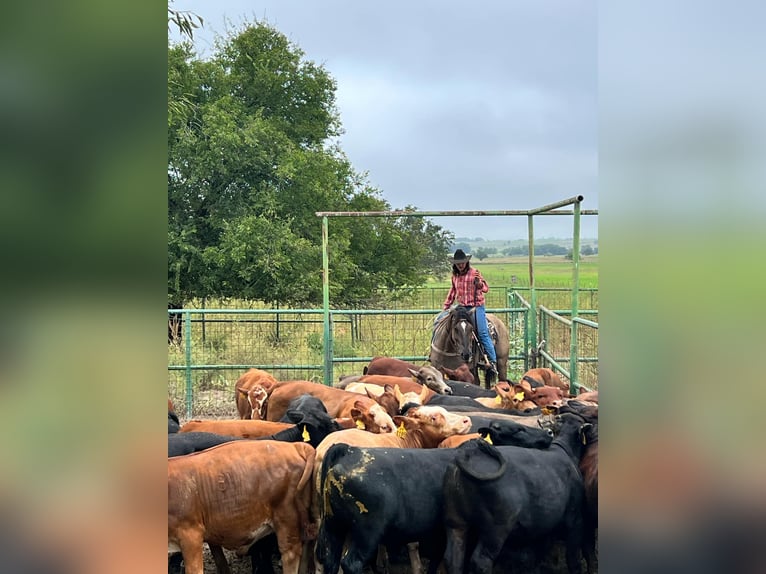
left=355, top=420, right=366, bottom=430
left=494, top=395, right=502, bottom=404
left=396, top=422, right=407, bottom=438
left=482, top=433, right=493, bottom=444
left=582, top=432, right=587, bottom=445
left=513, top=391, right=525, bottom=402
left=302, top=425, right=311, bottom=442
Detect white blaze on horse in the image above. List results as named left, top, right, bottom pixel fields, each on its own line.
left=430, top=306, right=509, bottom=389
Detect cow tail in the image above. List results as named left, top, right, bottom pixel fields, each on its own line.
left=455, top=439, right=507, bottom=481
left=296, top=444, right=317, bottom=540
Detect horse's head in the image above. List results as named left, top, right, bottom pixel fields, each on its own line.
left=450, top=306, right=474, bottom=362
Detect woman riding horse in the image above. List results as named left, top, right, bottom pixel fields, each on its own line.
left=441, top=249, right=497, bottom=375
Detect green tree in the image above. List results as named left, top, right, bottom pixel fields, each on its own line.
left=168, top=22, right=451, bottom=308
left=474, top=248, right=489, bottom=261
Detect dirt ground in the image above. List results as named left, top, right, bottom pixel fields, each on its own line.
left=182, top=538, right=585, bottom=574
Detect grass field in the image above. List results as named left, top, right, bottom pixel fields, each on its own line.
left=429, top=256, right=599, bottom=289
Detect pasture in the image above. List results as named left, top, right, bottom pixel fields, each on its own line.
left=429, top=255, right=599, bottom=290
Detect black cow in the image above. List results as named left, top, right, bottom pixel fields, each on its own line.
left=444, top=380, right=500, bottom=399
left=257, top=394, right=343, bottom=448
left=477, top=419, right=554, bottom=449
left=443, top=413, right=591, bottom=574
left=316, top=419, right=555, bottom=574
left=168, top=410, right=180, bottom=434
left=167, top=431, right=241, bottom=457
left=430, top=400, right=542, bottom=416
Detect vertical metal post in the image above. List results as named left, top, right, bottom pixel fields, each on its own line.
left=321, top=216, right=333, bottom=385
left=201, top=298, right=206, bottom=343
left=184, top=310, right=193, bottom=419
left=569, top=200, right=582, bottom=394
left=527, top=214, right=537, bottom=367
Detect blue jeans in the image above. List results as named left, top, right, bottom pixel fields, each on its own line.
left=472, top=305, right=497, bottom=363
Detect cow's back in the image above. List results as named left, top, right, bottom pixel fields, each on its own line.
left=364, top=356, right=416, bottom=377
left=267, top=381, right=362, bottom=420
left=180, top=419, right=291, bottom=438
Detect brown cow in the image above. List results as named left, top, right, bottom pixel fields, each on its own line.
left=234, top=368, right=279, bottom=420
left=266, top=381, right=395, bottom=433
left=577, top=389, right=599, bottom=404
left=168, top=440, right=315, bottom=574
left=364, top=357, right=453, bottom=394
left=438, top=433, right=483, bottom=448
left=438, top=364, right=476, bottom=384
left=496, top=381, right=567, bottom=409
left=180, top=419, right=292, bottom=438
left=521, top=367, right=570, bottom=392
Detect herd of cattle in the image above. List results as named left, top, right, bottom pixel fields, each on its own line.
left=168, top=357, right=599, bottom=574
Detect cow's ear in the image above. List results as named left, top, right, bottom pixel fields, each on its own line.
left=392, top=416, right=418, bottom=430
left=365, top=388, right=377, bottom=400
left=407, top=368, right=419, bottom=379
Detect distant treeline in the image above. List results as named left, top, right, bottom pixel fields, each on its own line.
left=452, top=242, right=598, bottom=259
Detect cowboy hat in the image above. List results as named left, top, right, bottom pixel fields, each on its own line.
left=449, top=249, right=472, bottom=263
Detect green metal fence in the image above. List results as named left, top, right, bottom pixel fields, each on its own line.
left=168, top=294, right=597, bottom=417
left=509, top=292, right=599, bottom=394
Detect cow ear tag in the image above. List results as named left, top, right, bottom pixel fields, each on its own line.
left=482, top=433, right=493, bottom=445
left=513, top=391, right=525, bottom=402
left=396, top=422, right=407, bottom=438
left=494, top=395, right=502, bottom=404
left=302, top=425, right=311, bottom=442
left=355, top=420, right=366, bottom=430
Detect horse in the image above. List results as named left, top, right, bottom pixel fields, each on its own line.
left=429, top=306, right=509, bottom=389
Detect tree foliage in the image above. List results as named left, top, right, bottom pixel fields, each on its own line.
left=168, top=22, right=452, bottom=307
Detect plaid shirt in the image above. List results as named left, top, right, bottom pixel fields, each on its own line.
left=443, top=268, right=488, bottom=309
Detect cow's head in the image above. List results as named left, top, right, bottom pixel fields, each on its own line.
left=529, top=386, right=565, bottom=409
left=369, top=385, right=400, bottom=418
left=438, top=365, right=475, bottom=385
left=244, top=385, right=269, bottom=419
left=410, top=366, right=452, bottom=395
left=350, top=399, right=395, bottom=433
left=393, top=383, right=430, bottom=409
left=405, top=405, right=472, bottom=441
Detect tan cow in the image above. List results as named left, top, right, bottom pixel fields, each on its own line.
left=234, top=368, right=279, bottom=420
left=180, top=419, right=292, bottom=438
left=168, top=440, right=315, bottom=574
left=521, top=367, right=570, bottom=393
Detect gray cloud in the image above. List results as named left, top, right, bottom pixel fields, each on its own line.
left=173, top=0, right=598, bottom=238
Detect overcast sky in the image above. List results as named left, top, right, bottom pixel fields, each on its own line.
left=170, top=0, right=598, bottom=240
